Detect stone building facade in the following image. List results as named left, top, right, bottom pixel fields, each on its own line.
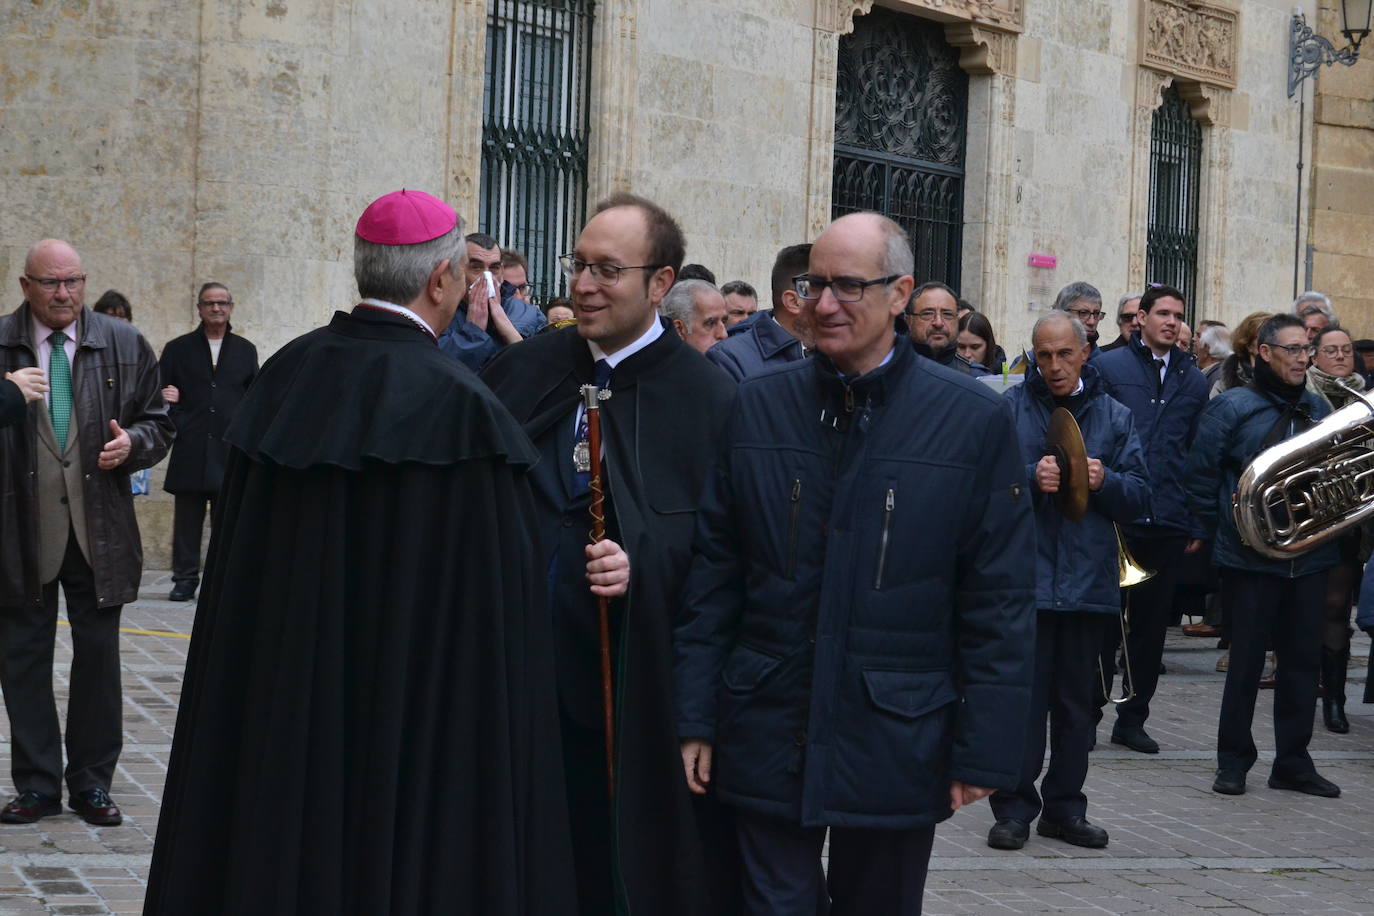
left=4, top=0, right=1367, bottom=562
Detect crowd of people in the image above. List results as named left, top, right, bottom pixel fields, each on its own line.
left=0, top=190, right=1369, bottom=915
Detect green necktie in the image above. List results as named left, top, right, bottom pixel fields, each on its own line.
left=48, top=331, right=73, bottom=451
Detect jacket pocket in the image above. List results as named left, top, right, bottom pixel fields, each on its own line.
left=722, top=642, right=784, bottom=694
left=861, top=668, right=958, bottom=720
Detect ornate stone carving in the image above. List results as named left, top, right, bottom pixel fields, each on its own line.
left=1140, top=0, right=1239, bottom=90
left=818, top=0, right=1023, bottom=38
left=944, top=22, right=1017, bottom=76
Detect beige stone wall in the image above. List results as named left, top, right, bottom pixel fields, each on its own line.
left=2, top=0, right=485, bottom=567
left=1309, top=1, right=1374, bottom=335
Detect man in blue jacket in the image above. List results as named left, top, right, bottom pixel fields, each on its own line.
left=988, top=312, right=1148, bottom=852
left=674, top=212, right=1036, bottom=913
left=1094, top=284, right=1209, bottom=754
left=436, top=232, right=545, bottom=371
left=706, top=244, right=812, bottom=382
left=1184, top=313, right=1341, bottom=798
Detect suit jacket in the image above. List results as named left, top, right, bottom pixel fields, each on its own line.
left=159, top=324, right=258, bottom=494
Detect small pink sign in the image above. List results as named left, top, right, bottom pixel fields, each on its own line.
left=1027, top=253, right=1057, bottom=269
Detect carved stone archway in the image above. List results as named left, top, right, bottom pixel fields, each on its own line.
left=805, top=0, right=1023, bottom=315
left=1128, top=0, right=1238, bottom=316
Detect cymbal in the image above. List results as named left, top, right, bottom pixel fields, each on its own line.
left=1048, top=407, right=1089, bottom=522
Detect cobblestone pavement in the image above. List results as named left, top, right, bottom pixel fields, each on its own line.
left=0, top=577, right=1371, bottom=914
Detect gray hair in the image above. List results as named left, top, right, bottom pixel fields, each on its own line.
left=661, top=279, right=716, bottom=326
left=1199, top=324, right=1233, bottom=359
left=1292, top=290, right=1333, bottom=319
left=354, top=219, right=467, bottom=304
left=1032, top=310, right=1088, bottom=348
left=1117, top=292, right=1142, bottom=317
left=878, top=221, right=915, bottom=277
left=1053, top=281, right=1102, bottom=312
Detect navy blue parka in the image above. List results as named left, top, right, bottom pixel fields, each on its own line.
left=1005, top=364, right=1150, bottom=614
left=673, top=338, right=1036, bottom=829
left=705, top=310, right=805, bottom=382
left=1094, top=333, right=1209, bottom=538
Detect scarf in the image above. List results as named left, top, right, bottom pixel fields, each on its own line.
left=1307, top=363, right=1365, bottom=410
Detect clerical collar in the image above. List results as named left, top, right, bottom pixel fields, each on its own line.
left=357, top=298, right=436, bottom=339
left=589, top=316, right=663, bottom=369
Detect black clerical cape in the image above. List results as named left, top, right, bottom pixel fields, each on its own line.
left=482, top=320, right=738, bottom=915
left=143, top=308, right=574, bottom=915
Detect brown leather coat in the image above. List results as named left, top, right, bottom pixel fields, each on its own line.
left=0, top=303, right=173, bottom=608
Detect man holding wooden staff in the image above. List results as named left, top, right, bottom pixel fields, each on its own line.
left=483, top=193, right=737, bottom=915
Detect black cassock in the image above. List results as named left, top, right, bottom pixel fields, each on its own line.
left=482, top=320, right=738, bottom=915
left=144, top=307, right=574, bottom=916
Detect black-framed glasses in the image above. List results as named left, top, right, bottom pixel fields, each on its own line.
left=906, top=308, right=958, bottom=323
left=558, top=255, right=664, bottom=286
left=794, top=273, right=899, bottom=303
left=1266, top=342, right=1315, bottom=357
left=1068, top=308, right=1105, bottom=321
left=25, top=274, right=86, bottom=292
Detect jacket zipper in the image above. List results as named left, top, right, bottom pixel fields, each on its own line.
left=874, top=488, right=894, bottom=589
left=787, top=478, right=802, bottom=577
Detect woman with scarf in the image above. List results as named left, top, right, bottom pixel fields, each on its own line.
left=1306, top=326, right=1367, bottom=733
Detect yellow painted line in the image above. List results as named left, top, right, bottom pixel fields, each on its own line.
left=57, top=620, right=191, bottom=639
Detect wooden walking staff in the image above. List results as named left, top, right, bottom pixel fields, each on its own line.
left=582, top=383, right=616, bottom=800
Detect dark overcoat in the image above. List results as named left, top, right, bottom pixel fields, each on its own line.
left=482, top=319, right=737, bottom=915
left=674, top=340, right=1037, bottom=829
left=144, top=308, right=574, bottom=915
left=158, top=323, right=258, bottom=495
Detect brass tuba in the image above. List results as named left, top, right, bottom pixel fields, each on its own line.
left=1233, top=383, right=1374, bottom=561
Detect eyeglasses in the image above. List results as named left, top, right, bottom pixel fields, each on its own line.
left=1069, top=308, right=1105, bottom=321
left=25, top=275, right=86, bottom=292
left=1318, top=344, right=1354, bottom=357
left=558, top=255, right=663, bottom=286
left=1266, top=343, right=1315, bottom=357
left=905, top=309, right=958, bottom=323
left=1119, top=312, right=1138, bottom=324
left=198, top=300, right=233, bottom=308
left=794, top=274, right=900, bottom=303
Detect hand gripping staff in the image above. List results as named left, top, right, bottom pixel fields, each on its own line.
left=582, top=383, right=616, bottom=800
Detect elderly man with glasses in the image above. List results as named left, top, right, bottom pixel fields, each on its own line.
left=1052, top=281, right=1107, bottom=355
left=0, top=239, right=172, bottom=828
left=157, top=283, right=258, bottom=602
left=1184, top=313, right=1341, bottom=799
left=674, top=212, right=1035, bottom=914
left=482, top=193, right=738, bottom=915
left=1100, top=293, right=1143, bottom=353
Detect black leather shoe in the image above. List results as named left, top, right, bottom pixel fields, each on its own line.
left=1037, top=816, right=1109, bottom=849
left=1212, top=769, right=1246, bottom=795
left=0, top=791, right=61, bottom=824
left=1110, top=726, right=1159, bottom=754
left=1268, top=771, right=1340, bottom=798
left=168, top=583, right=196, bottom=602
left=987, top=818, right=1029, bottom=850
left=69, top=787, right=122, bottom=826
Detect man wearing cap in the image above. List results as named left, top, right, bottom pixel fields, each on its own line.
left=144, top=190, right=574, bottom=915
left=437, top=232, right=546, bottom=372
left=482, top=193, right=737, bottom=914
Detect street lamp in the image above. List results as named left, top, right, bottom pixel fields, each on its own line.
left=1288, top=1, right=1372, bottom=96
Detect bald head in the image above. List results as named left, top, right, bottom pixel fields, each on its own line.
left=20, top=239, right=87, bottom=330
left=823, top=212, right=914, bottom=278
